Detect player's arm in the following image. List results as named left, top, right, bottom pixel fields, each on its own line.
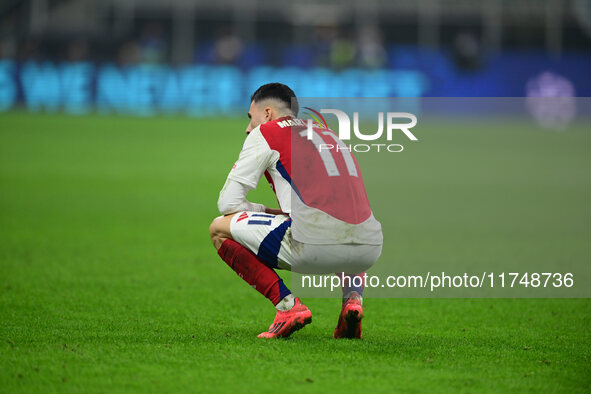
left=217, top=127, right=274, bottom=215
left=217, top=178, right=265, bottom=215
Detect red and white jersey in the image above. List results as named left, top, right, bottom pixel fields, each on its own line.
left=226, top=116, right=382, bottom=245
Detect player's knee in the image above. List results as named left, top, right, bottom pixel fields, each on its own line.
left=209, top=217, right=221, bottom=240
left=209, top=216, right=228, bottom=249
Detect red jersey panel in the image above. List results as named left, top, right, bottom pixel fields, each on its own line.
left=259, top=117, right=372, bottom=225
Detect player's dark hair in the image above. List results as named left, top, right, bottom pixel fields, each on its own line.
left=250, top=83, right=298, bottom=116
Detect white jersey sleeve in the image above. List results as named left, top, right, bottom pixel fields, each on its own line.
left=217, top=178, right=266, bottom=215
left=226, top=126, right=274, bottom=189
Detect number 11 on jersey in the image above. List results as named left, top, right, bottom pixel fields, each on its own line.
left=299, top=129, right=358, bottom=178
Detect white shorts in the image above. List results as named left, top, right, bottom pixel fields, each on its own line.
left=230, top=212, right=382, bottom=274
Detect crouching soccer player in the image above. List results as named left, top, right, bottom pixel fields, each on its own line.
left=209, top=83, right=383, bottom=339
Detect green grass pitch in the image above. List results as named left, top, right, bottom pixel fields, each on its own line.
left=0, top=112, right=589, bottom=392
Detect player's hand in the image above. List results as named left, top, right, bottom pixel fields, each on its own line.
left=265, top=207, right=288, bottom=216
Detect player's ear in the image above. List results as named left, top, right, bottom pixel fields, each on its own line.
left=264, top=106, right=273, bottom=121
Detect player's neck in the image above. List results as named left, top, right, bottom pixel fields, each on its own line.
left=273, top=112, right=294, bottom=121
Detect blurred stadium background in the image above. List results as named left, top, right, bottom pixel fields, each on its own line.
left=0, top=0, right=590, bottom=116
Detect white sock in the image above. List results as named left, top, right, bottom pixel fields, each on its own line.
left=343, top=291, right=363, bottom=305
left=275, top=294, right=295, bottom=311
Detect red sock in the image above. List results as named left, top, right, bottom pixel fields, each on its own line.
left=218, top=239, right=291, bottom=305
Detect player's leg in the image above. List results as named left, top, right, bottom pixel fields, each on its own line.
left=333, top=244, right=381, bottom=339
left=209, top=214, right=234, bottom=250
left=340, top=272, right=366, bottom=301
left=334, top=272, right=365, bottom=339
left=291, top=243, right=380, bottom=339
left=209, top=214, right=291, bottom=306
left=228, top=212, right=313, bottom=338
left=209, top=213, right=311, bottom=338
